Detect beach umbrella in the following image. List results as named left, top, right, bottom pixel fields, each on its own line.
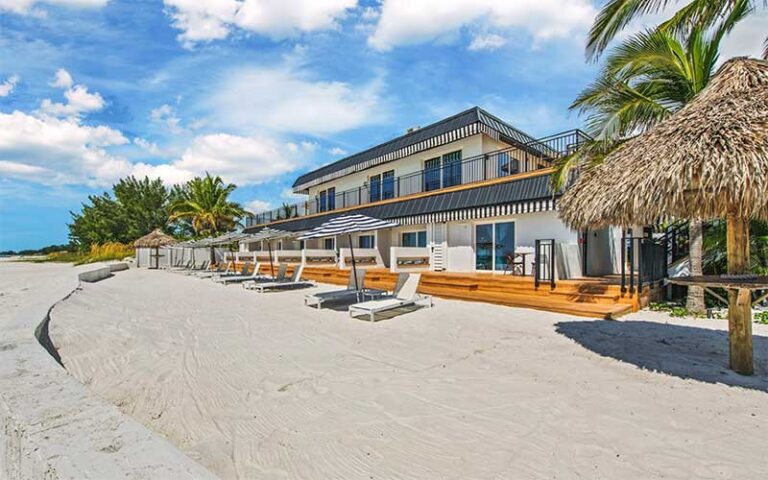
left=558, top=58, right=768, bottom=375
left=299, top=214, right=399, bottom=290
left=250, top=227, right=297, bottom=277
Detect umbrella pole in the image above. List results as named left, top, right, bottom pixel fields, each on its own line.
left=268, top=241, right=274, bottom=277
left=726, top=214, right=753, bottom=375
left=349, top=233, right=359, bottom=291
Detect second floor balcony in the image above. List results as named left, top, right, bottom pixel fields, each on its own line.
left=247, top=129, right=589, bottom=227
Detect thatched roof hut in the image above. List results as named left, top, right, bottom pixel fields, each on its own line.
left=133, top=229, right=177, bottom=248
left=559, top=57, right=768, bottom=229
left=558, top=57, right=768, bottom=376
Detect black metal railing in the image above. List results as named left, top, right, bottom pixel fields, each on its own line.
left=534, top=239, right=556, bottom=289
left=621, top=231, right=666, bottom=296
left=247, top=129, right=590, bottom=226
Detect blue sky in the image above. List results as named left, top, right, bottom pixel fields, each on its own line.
left=0, top=0, right=765, bottom=251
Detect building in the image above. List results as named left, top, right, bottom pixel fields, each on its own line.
left=242, top=106, right=627, bottom=280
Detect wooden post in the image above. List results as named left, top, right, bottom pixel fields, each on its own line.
left=727, top=214, right=753, bottom=375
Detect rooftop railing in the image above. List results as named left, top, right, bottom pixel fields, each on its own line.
left=247, top=129, right=589, bottom=227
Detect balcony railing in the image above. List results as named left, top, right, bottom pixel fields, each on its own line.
left=247, top=129, right=589, bottom=227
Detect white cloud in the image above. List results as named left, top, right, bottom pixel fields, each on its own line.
left=245, top=199, right=271, bottom=213
left=131, top=133, right=301, bottom=186
left=0, top=0, right=108, bottom=15
left=163, top=0, right=356, bottom=46
left=0, top=75, right=20, bottom=97
left=719, top=11, right=768, bottom=61
left=208, top=65, right=384, bottom=136
left=50, top=68, right=73, bottom=88
left=468, top=33, right=506, bottom=52
left=150, top=104, right=184, bottom=134
left=133, top=137, right=161, bottom=155
left=328, top=146, right=348, bottom=156
left=0, top=110, right=130, bottom=186
left=367, top=0, right=595, bottom=51
left=39, top=69, right=105, bottom=119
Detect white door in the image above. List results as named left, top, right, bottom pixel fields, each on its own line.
left=446, top=222, right=473, bottom=271
left=430, top=223, right=447, bottom=271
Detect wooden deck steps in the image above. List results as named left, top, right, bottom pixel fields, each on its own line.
left=294, top=266, right=648, bottom=319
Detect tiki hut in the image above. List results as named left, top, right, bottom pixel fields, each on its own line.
left=134, top=229, right=177, bottom=269
left=559, top=57, right=768, bottom=375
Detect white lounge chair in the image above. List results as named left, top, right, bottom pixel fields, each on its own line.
left=194, top=261, right=232, bottom=278
left=305, top=269, right=383, bottom=309
left=212, top=261, right=250, bottom=281
left=242, top=263, right=288, bottom=290
left=181, top=260, right=210, bottom=275
left=216, top=262, right=269, bottom=284
left=348, top=273, right=432, bottom=322
left=249, top=265, right=315, bottom=293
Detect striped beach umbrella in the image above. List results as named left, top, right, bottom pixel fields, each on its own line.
left=299, top=214, right=399, bottom=290
left=249, top=227, right=304, bottom=276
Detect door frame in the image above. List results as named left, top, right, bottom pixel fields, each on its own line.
left=473, top=220, right=516, bottom=272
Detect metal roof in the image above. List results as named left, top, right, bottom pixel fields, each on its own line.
left=291, top=107, right=540, bottom=191
left=247, top=173, right=555, bottom=234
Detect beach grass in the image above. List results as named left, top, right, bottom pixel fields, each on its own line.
left=29, top=242, right=133, bottom=265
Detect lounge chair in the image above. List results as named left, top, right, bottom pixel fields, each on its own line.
left=242, top=263, right=288, bottom=290
left=348, top=273, right=432, bottom=322
left=181, top=260, right=209, bottom=274
left=215, top=262, right=269, bottom=284
left=193, top=261, right=231, bottom=278
left=169, top=259, right=193, bottom=271
left=212, top=261, right=250, bottom=281
left=304, top=269, right=383, bottom=309
left=248, top=265, right=315, bottom=293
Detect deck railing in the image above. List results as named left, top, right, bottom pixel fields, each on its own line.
left=247, top=129, right=589, bottom=227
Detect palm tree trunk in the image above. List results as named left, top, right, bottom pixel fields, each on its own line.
left=686, top=219, right=706, bottom=313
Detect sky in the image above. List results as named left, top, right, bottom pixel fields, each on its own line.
left=0, top=0, right=765, bottom=251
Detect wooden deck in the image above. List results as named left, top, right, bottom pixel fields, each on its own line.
left=235, top=262, right=653, bottom=319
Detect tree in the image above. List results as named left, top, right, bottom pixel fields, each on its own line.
left=554, top=1, right=750, bottom=313
left=69, top=176, right=172, bottom=248
left=169, top=173, right=250, bottom=237
left=586, top=0, right=766, bottom=61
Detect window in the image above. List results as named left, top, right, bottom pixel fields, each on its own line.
left=474, top=221, right=516, bottom=271
left=441, top=150, right=462, bottom=187
left=319, top=190, right=328, bottom=212
left=497, top=152, right=519, bottom=177
left=359, top=234, right=375, bottom=249
left=369, top=174, right=381, bottom=202
left=327, top=187, right=336, bottom=210
left=319, top=188, right=335, bottom=212
left=424, top=158, right=441, bottom=191
left=402, top=231, right=427, bottom=248
left=382, top=170, right=395, bottom=199
left=323, top=238, right=335, bottom=250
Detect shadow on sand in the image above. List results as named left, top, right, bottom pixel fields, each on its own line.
left=556, top=320, right=768, bottom=393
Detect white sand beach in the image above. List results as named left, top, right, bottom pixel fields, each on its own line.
left=48, top=267, right=768, bottom=479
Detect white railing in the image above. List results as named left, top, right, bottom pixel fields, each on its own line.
left=339, top=248, right=384, bottom=268
left=390, top=247, right=430, bottom=272
left=301, top=249, right=337, bottom=266
left=274, top=249, right=303, bottom=264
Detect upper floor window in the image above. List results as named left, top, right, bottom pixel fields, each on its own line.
left=424, top=151, right=462, bottom=191
left=319, top=190, right=328, bottom=212
left=369, top=170, right=394, bottom=202
left=497, top=152, right=519, bottom=177
left=327, top=187, right=336, bottom=210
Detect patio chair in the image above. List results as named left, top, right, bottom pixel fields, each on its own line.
left=216, top=262, right=270, bottom=284
left=304, top=269, right=374, bottom=309
left=194, top=261, right=232, bottom=278
left=248, top=265, right=316, bottom=293
left=348, top=273, right=432, bottom=322
left=170, top=259, right=193, bottom=271
left=182, top=260, right=209, bottom=274
left=242, top=263, right=288, bottom=290
left=212, top=261, right=250, bottom=281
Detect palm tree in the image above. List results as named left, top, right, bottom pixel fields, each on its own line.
left=586, top=0, right=766, bottom=61
left=169, top=173, right=250, bottom=237
left=554, top=1, right=750, bottom=312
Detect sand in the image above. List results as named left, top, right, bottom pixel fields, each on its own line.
left=49, top=267, right=768, bottom=479
left=0, top=261, right=215, bottom=479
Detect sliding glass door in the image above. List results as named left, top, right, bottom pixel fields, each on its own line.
left=475, top=221, right=515, bottom=271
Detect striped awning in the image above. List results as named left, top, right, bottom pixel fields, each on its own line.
left=396, top=198, right=557, bottom=225
left=298, top=214, right=400, bottom=240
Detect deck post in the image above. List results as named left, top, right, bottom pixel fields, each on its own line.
left=727, top=214, right=753, bottom=375
left=620, top=229, right=626, bottom=293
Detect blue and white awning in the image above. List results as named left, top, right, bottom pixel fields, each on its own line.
left=298, top=214, right=399, bottom=239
